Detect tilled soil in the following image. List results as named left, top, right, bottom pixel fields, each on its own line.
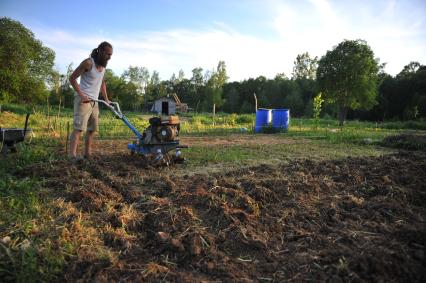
left=19, top=151, right=426, bottom=282
left=381, top=133, right=426, bottom=151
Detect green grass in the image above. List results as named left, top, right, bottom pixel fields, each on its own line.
left=182, top=138, right=395, bottom=169
left=0, top=141, right=65, bottom=282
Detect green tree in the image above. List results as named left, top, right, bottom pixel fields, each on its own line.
left=0, top=17, right=55, bottom=104
left=59, top=63, right=75, bottom=108
left=223, top=85, right=240, bottom=113
left=191, top=67, right=204, bottom=88
left=215, top=61, right=228, bottom=87
left=283, top=88, right=304, bottom=116
left=292, top=52, right=318, bottom=80
left=121, top=66, right=150, bottom=95
left=174, top=79, right=195, bottom=108
left=170, top=73, right=177, bottom=85
left=201, top=62, right=228, bottom=111
left=177, top=69, right=185, bottom=82
left=240, top=100, right=253, bottom=113
left=275, top=72, right=288, bottom=80
left=316, top=39, right=380, bottom=126
left=105, top=69, right=142, bottom=111
left=396, top=61, right=421, bottom=79
left=146, top=70, right=162, bottom=101
left=47, top=69, right=63, bottom=108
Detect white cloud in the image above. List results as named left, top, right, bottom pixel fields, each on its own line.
left=32, top=0, right=426, bottom=81
left=33, top=26, right=295, bottom=81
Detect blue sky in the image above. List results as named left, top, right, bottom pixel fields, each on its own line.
left=1, top=0, right=425, bottom=81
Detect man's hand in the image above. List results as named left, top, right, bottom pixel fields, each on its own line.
left=80, top=94, right=91, bottom=103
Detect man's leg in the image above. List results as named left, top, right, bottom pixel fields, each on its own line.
left=84, top=130, right=95, bottom=158
left=85, top=102, right=99, bottom=159
left=70, top=130, right=82, bottom=158
left=71, top=95, right=89, bottom=159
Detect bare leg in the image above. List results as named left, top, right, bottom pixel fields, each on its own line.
left=70, top=130, right=82, bottom=158
left=85, top=130, right=95, bottom=158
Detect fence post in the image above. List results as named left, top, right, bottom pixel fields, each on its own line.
left=65, top=121, right=70, bottom=155
left=213, top=104, right=216, bottom=126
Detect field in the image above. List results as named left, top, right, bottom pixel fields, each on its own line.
left=1, top=107, right=426, bottom=282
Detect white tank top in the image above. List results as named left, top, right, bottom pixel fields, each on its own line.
left=79, top=58, right=105, bottom=100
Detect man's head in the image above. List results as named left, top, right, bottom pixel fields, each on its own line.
left=91, top=41, right=113, bottom=67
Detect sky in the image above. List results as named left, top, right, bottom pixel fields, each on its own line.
left=1, top=0, right=426, bottom=82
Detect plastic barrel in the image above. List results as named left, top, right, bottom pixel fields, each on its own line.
left=254, top=108, right=272, bottom=133
left=272, top=109, right=290, bottom=131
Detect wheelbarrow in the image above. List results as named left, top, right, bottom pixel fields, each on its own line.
left=0, top=113, right=32, bottom=156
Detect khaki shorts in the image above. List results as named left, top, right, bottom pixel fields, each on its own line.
left=73, top=96, right=99, bottom=131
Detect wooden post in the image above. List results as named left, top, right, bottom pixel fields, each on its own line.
left=65, top=121, right=70, bottom=155
left=47, top=96, right=51, bottom=131
left=213, top=104, right=216, bottom=126
left=253, top=93, right=257, bottom=112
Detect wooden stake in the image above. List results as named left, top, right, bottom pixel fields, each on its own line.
left=66, top=121, right=70, bottom=155
left=213, top=103, right=216, bottom=126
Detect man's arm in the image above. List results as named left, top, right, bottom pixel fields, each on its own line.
left=70, top=59, right=92, bottom=103
left=100, top=79, right=110, bottom=104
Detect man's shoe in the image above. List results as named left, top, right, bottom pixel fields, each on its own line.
left=69, top=156, right=84, bottom=164
left=83, top=155, right=95, bottom=162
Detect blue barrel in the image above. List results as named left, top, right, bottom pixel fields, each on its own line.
left=272, top=109, right=290, bottom=130
left=254, top=108, right=272, bottom=133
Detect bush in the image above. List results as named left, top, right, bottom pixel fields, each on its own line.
left=0, top=103, right=31, bottom=115
left=236, top=114, right=254, bottom=124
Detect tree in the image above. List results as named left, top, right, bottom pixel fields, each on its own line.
left=201, top=62, right=228, bottom=111
left=292, top=52, right=318, bottom=80
left=121, top=66, right=150, bottom=95
left=174, top=79, right=196, bottom=108
left=61, top=63, right=75, bottom=108
left=47, top=69, right=63, bottom=108
left=0, top=17, right=55, bottom=104
left=191, top=67, right=204, bottom=88
left=170, top=73, right=177, bottom=85
left=275, top=73, right=288, bottom=80
left=105, top=69, right=142, bottom=111
left=282, top=85, right=304, bottom=116
left=146, top=71, right=166, bottom=101
left=316, top=39, right=380, bottom=125
left=397, top=61, right=421, bottom=79
left=178, top=69, right=185, bottom=82
left=215, top=61, right=228, bottom=87
left=223, top=85, right=240, bottom=113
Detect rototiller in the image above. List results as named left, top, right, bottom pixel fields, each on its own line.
left=94, top=99, right=187, bottom=165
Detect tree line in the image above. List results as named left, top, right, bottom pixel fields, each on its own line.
left=1, top=17, right=425, bottom=125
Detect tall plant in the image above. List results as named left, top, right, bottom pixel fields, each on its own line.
left=313, top=93, right=324, bottom=129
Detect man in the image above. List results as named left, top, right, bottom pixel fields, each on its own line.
left=69, top=41, right=113, bottom=160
